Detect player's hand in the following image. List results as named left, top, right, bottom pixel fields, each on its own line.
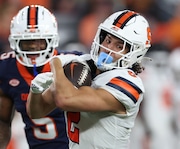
left=30, top=72, right=53, bottom=94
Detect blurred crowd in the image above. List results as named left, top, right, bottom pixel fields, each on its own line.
left=2, top=0, right=180, bottom=149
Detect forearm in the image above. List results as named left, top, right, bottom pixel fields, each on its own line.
left=0, top=121, right=11, bottom=149
left=27, top=90, right=56, bottom=119
left=50, top=58, right=78, bottom=107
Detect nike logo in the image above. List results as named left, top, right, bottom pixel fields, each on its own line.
left=70, top=62, right=77, bottom=78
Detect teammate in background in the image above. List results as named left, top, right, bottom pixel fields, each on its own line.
left=0, top=5, right=82, bottom=149
left=130, top=49, right=176, bottom=149
left=27, top=10, right=151, bottom=149
left=168, top=48, right=180, bottom=148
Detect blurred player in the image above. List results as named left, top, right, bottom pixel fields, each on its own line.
left=138, top=50, right=176, bottom=149
left=169, top=48, right=180, bottom=148
left=0, top=5, right=82, bottom=149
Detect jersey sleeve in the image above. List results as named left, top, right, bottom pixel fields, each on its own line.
left=0, top=52, right=15, bottom=95
left=100, top=69, right=144, bottom=113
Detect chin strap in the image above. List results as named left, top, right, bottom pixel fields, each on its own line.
left=33, top=64, right=38, bottom=77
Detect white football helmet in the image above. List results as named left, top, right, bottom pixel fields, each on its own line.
left=9, top=5, right=59, bottom=67
left=91, top=10, right=151, bottom=71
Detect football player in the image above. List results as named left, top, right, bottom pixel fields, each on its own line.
left=0, top=5, right=82, bottom=149
left=27, top=10, right=151, bottom=149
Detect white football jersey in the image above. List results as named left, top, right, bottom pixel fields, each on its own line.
left=66, top=55, right=145, bottom=149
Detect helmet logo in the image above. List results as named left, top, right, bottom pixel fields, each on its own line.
left=111, top=26, right=119, bottom=31
left=26, top=28, right=37, bottom=33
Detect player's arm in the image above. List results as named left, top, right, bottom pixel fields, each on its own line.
left=0, top=89, right=15, bottom=149
left=27, top=89, right=56, bottom=119
left=27, top=54, right=89, bottom=118
left=50, top=57, right=126, bottom=113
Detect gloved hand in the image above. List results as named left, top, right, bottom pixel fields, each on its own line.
left=30, top=72, right=53, bottom=94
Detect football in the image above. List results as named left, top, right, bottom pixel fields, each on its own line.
left=63, top=61, right=92, bottom=88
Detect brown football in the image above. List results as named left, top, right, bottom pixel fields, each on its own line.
left=63, top=61, right=92, bottom=88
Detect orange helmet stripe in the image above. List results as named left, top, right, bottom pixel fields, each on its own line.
left=27, top=5, right=38, bottom=29
left=113, top=11, right=138, bottom=29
